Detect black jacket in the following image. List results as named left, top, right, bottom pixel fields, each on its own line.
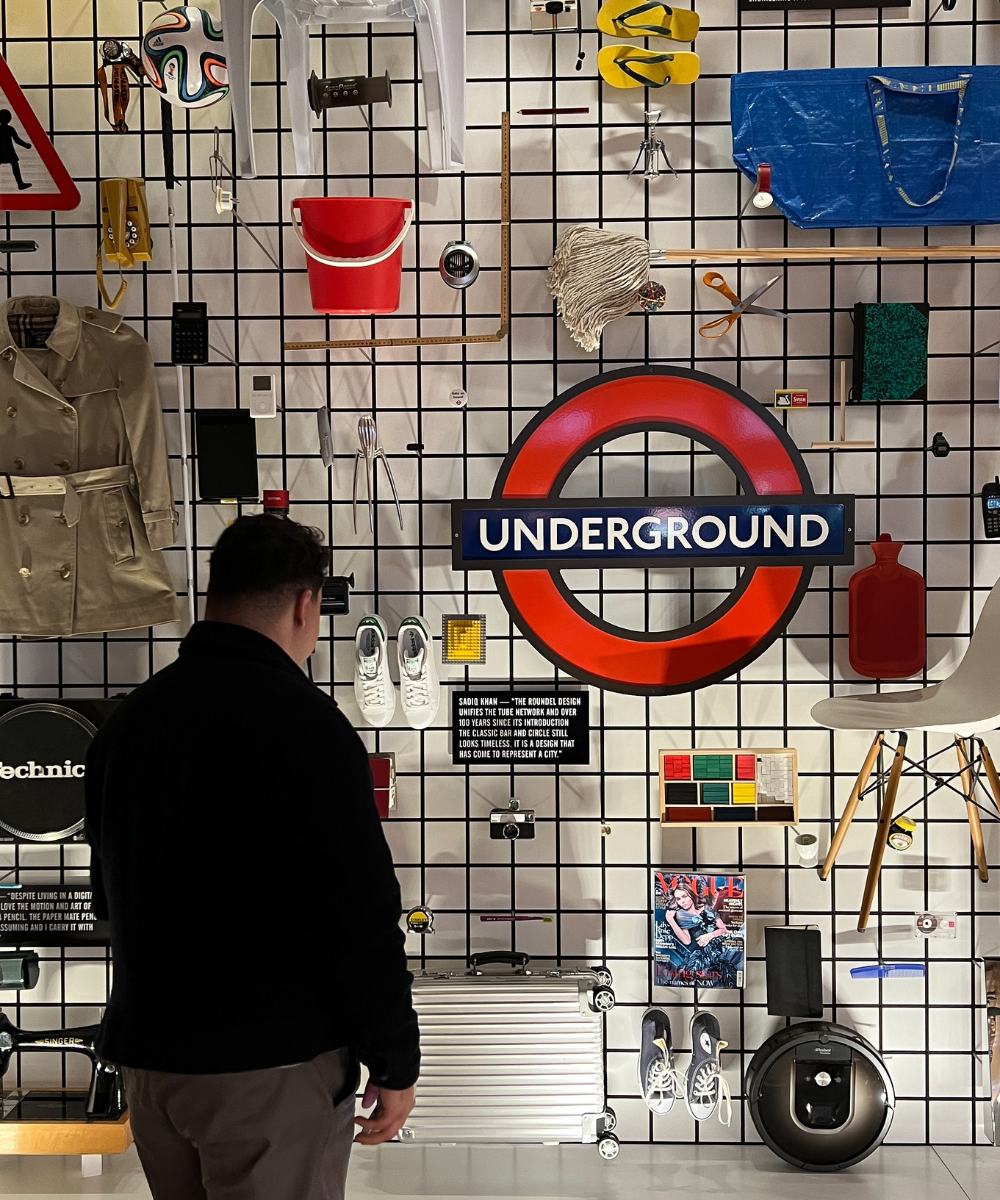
left=85, top=621, right=419, bottom=1088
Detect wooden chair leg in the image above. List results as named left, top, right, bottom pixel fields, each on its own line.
left=820, top=732, right=884, bottom=881
left=957, top=737, right=990, bottom=883
left=858, top=732, right=907, bottom=932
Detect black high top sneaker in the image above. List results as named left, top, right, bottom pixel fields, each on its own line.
left=639, top=1007, right=685, bottom=1115
left=685, top=1011, right=732, bottom=1125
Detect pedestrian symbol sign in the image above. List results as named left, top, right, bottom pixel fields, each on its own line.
left=0, top=54, right=79, bottom=210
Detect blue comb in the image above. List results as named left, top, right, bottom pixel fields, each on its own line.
left=851, top=963, right=926, bottom=979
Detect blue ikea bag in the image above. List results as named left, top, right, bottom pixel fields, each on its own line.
left=731, top=66, right=1000, bottom=228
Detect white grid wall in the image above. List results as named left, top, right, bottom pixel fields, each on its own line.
left=1, top=0, right=1000, bottom=1149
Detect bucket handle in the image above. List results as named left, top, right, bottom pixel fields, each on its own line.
left=291, top=199, right=413, bottom=268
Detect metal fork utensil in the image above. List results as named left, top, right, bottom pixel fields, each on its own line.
left=353, top=415, right=403, bottom=534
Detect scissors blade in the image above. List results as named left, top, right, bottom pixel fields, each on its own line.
left=742, top=304, right=789, bottom=320
left=737, top=275, right=783, bottom=311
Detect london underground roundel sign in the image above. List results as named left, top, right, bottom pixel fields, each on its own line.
left=451, top=367, right=854, bottom=696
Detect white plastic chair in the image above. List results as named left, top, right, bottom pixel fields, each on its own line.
left=811, top=577, right=1000, bottom=930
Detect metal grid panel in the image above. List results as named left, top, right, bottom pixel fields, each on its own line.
left=0, top=0, right=997, bottom=1146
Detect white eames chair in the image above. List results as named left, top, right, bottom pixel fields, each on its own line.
left=811, top=578, right=1000, bottom=931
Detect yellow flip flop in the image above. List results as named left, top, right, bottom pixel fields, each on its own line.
left=596, top=0, right=700, bottom=42
left=597, top=46, right=700, bottom=88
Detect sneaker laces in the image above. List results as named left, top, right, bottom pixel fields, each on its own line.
left=690, top=1058, right=732, bottom=1127
left=360, top=669, right=387, bottom=708
left=645, top=1037, right=685, bottom=1104
left=401, top=639, right=429, bottom=707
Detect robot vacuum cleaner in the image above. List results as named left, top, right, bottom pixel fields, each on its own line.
left=745, top=1021, right=894, bottom=1171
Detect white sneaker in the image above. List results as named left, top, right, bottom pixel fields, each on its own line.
left=397, top=616, right=440, bottom=730
left=355, top=615, right=395, bottom=727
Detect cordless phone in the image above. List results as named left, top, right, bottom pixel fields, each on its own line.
left=983, top=477, right=1000, bottom=539
left=171, top=302, right=209, bottom=364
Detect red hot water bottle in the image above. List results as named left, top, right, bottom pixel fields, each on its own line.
left=848, top=534, right=925, bottom=678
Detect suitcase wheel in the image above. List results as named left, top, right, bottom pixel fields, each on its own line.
left=597, top=1133, right=620, bottom=1160
left=591, top=967, right=613, bottom=987
left=602, top=1107, right=617, bottom=1133
left=592, top=985, right=616, bottom=1012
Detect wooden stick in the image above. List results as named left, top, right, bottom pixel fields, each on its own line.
left=957, top=737, right=990, bottom=883
left=649, top=245, right=1000, bottom=263
left=820, top=731, right=883, bottom=881
left=858, top=731, right=907, bottom=932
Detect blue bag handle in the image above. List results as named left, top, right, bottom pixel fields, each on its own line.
left=868, top=73, right=971, bottom=208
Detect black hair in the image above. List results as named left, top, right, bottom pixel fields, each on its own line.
left=207, top=515, right=327, bottom=609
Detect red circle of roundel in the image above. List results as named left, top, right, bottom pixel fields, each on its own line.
left=492, top=367, right=814, bottom=695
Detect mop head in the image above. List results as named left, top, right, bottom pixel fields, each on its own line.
left=547, top=226, right=651, bottom=352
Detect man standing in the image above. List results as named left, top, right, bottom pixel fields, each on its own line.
left=85, top=515, right=418, bottom=1200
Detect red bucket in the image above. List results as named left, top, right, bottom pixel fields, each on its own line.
left=291, top=196, right=413, bottom=315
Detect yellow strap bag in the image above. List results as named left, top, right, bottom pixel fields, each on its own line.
left=97, top=178, right=152, bottom=310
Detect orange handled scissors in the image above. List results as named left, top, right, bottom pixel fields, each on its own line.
left=698, top=271, right=788, bottom=338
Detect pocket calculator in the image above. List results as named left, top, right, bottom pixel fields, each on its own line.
left=171, top=302, right=209, bottom=364
left=983, top=477, right=1000, bottom=539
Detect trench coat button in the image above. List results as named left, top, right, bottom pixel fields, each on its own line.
left=84, top=309, right=96, bottom=319
left=61, top=404, right=74, bottom=415
left=55, top=513, right=67, bottom=525
left=18, top=511, right=28, bottom=526
left=5, top=406, right=15, bottom=418
left=18, top=567, right=30, bottom=578
left=118, top=519, right=128, bottom=529
left=60, top=565, right=71, bottom=579
left=56, top=459, right=70, bottom=471
left=1, top=348, right=13, bottom=362
left=12, top=458, right=23, bottom=470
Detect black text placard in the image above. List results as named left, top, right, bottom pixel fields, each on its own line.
left=0, top=882, right=109, bottom=945
left=452, top=691, right=590, bottom=764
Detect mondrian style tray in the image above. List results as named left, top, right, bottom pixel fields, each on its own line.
left=659, top=748, right=798, bottom=826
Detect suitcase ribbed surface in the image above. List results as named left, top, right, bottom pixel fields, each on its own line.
left=405, top=974, right=606, bottom=1144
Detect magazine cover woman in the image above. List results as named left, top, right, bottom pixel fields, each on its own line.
left=662, top=884, right=743, bottom=988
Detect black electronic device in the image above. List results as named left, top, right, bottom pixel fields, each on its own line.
left=983, top=477, right=1000, bottom=539
left=765, top=925, right=822, bottom=1018
left=0, top=699, right=121, bottom=844
left=195, top=409, right=259, bottom=502
left=746, top=1022, right=894, bottom=1171
left=490, top=799, right=535, bottom=840
left=320, top=573, right=355, bottom=616
left=171, top=301, right=209, bottom=364
left=0, top=951, right=39, bottom=990
left=0, top=1012, right=126, bottom=1119
left=308, top=69, right=392, bottom=114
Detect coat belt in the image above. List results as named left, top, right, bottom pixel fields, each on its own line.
left=0, top=465, right=135, bottom=528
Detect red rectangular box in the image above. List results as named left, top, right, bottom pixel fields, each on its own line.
left=369, top=753, right=396, bottom=820
left=662, top=755, right=692, bottom=780
left=665, top=807, right=712, bottom=822
left=735, top=754, right=756, bottom=780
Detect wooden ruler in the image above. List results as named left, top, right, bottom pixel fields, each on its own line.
left=284, top=113, right=511, bottom=352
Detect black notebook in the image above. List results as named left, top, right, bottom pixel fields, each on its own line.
left=765, top=925, right=823, bottom=1017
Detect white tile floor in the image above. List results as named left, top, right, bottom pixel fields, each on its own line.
left=0, top=1144, right=998, bottom=1200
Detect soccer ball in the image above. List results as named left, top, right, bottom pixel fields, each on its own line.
left=141, top=6, right=228, bottom=110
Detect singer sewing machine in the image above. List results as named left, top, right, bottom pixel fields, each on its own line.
left=0, top=1011, right=126, bottom=1120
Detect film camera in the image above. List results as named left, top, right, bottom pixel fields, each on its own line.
left=490, top=798, right=535, bottom=840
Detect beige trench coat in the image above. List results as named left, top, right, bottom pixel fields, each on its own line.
left=0, top=296, right=178, bottom=636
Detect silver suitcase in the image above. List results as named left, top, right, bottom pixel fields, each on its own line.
left=400, top=951, right=620, bottom=1159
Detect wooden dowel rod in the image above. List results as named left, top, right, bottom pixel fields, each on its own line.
left=649, top=246, right=1000, bottom=263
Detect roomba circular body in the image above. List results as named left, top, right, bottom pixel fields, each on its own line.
left=0, top=704, right=96, bottom=841
left=745, top=1021, right=894, bottom=1171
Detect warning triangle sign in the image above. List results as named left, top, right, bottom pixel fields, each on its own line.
left=0, top=54, right=79, bottom=211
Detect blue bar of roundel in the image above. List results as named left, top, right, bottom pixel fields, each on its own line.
left=459, top=502, right=846, bottom=564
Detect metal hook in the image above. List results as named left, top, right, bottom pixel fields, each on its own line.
left=208, top=127, right=281, bottom=270
left=352, top=415, right=403, bottom=534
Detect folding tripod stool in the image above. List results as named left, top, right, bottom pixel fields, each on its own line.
left=811, top=578, right=1000, bottom=931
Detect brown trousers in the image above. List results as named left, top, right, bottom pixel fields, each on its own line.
left=123, top=1048, right=357, bottom=1200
